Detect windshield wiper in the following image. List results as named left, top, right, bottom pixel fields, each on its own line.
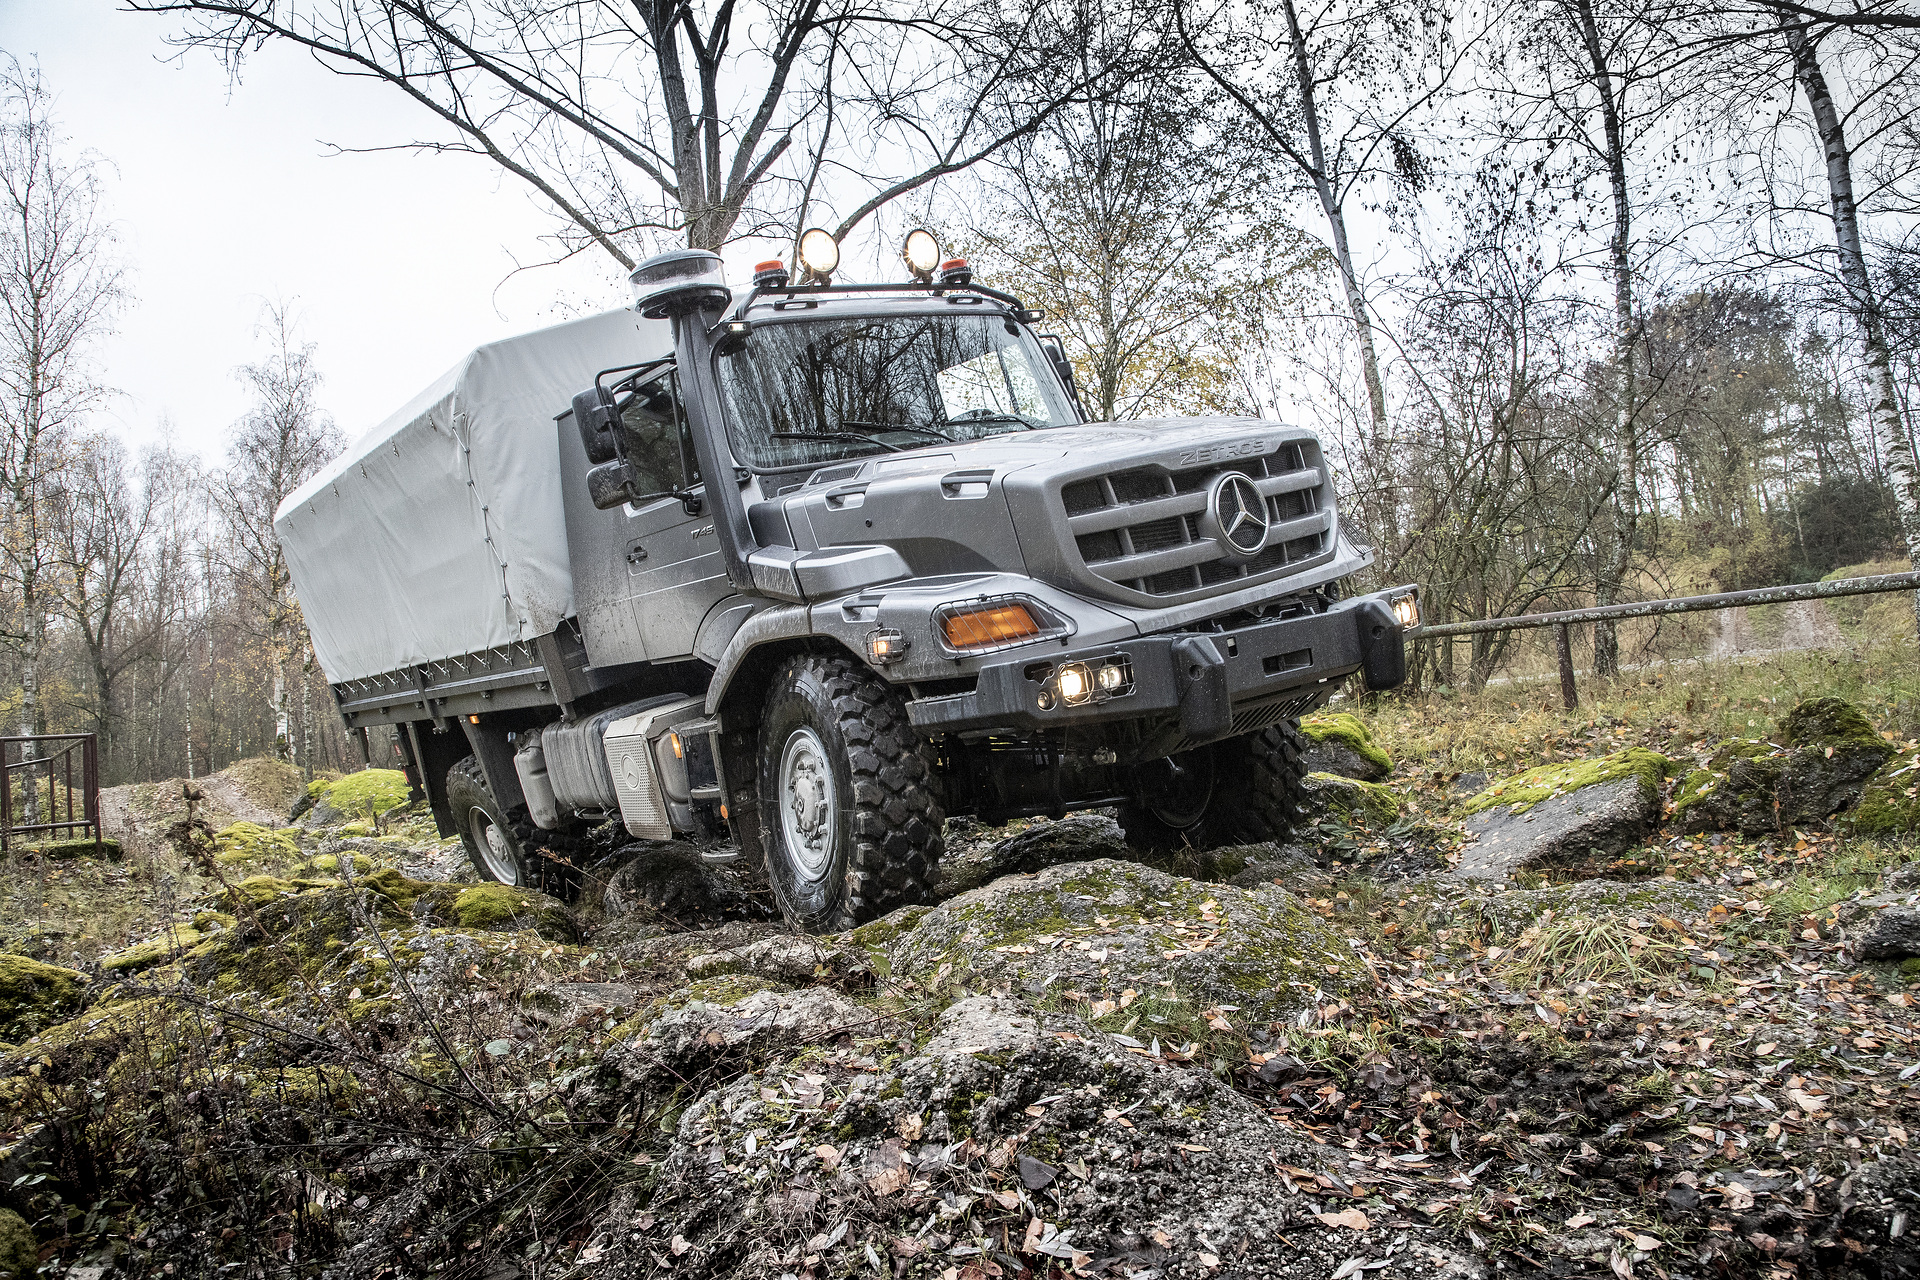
left=767, top=430, right=905, bottom=453
left=843, top=420, right=954, bottom=441
left=933, top=413, right=1038, bottom=432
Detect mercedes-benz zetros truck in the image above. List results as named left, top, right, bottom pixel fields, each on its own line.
left=275, top=236, right=1417, bottom=932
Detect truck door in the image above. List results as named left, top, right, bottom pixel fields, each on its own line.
left=564, top=368, right=730, bottom=666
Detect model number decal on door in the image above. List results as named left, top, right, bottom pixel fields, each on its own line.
left=1177, top=440, right=1266, bottom=466
left=690, top=524, right=716, bottom=538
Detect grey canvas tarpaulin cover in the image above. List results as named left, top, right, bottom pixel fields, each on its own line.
left=275, top=308, right=673, bottom=684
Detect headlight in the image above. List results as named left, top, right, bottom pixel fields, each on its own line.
left=902, top=229, right=940, bottom=281
left=797, top=227, right=839, bottom=282
left=1390, top=591, right=1420, bottom=628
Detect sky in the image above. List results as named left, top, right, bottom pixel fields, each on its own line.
left=0, top=0, right=702, bottom=462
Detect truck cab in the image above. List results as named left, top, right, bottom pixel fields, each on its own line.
left=289, top=236, right=1416, bottom=933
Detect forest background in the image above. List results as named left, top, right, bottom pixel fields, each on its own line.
left=3, top=0, right=1919, bottom=789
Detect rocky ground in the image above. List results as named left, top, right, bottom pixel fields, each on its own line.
left=1, top=687, right=1917, bottom=1280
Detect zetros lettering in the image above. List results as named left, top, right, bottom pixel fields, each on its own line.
left=1177, top=439, right=1268, bottom=467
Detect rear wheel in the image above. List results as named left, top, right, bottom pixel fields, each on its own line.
left=1119, top=720, right=1310, bottom=851
left=757, top=653, right=943, bottom=933
left=448, top=756, right=581, bottom=898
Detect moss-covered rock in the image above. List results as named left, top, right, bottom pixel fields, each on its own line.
left=212, top=820, right=304, bottom=869
left=0, top=1207, right=34, bottom=1279
left=1850, top=749, right=1920, bottom=835
left=450, top=883, right=578, bottom=942
left=1675, top=697, right=1894, bottom=833
left=885, top=858, right=1364, bottom=1025
left=1457, top=749, right=1672, bottom=880
left=304, top=768, right=413, bottom=826
left=216, top=874, right=326, bottom=910
left=298, top=852, right=377, bottom=877
left=1463, top=747, right=1673, bottom=818
left=99, top=924, right=205, bottom=973
left=0, top=953, right=87, bottom=1042
left=1298, top=772, right=1401, bottom=828
left=944, top=813, right=1129, bottom=896
left=1298, top=712, right=1393, bottom=781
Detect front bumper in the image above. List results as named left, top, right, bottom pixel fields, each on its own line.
left=907, top=587, right=1412, bottom=749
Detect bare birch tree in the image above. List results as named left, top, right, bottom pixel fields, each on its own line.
left=1774, top=17, right=1920, bottom=625
left=962, top=63, right=1325, bottom=421
left=1479, top=0, right=1697, bottom=674
left=0, top=63, right=125, bottom=814
left=131, top=0, right=1139, bottom=264
left=215, top=306, right=341, bottom=763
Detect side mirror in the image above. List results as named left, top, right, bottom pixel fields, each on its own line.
left=586, top=418, right=689, bottom=511
left=587, top=460, right=636, bottom=510
left=573, top=386, right=621, bottom=464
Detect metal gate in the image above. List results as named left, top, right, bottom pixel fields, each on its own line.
left=1, top=733, right=101, bottom=855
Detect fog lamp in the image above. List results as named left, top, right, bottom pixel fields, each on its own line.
left=1097, top=663, right=1126, bottom=692
left=866, top=627, right=909, bottom=665
left=798, top=228, right=839, bottom=283
left=1057, top=662, right=1093, bottom=705
left=1390, top=591, right=1420, bottom=628
left=903, top=229, right=941, bottom=281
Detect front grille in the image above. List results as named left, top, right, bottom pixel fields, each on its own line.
left=1059, top=440, right=1335, bottom=598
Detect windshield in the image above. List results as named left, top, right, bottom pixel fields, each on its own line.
left=715, top=311, right=1076, bottom=469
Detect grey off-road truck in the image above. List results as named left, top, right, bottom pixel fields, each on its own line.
left=276, top=239, right=1417, bottom=932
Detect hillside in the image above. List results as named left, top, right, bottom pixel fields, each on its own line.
left=0, top=642, right=1915, bottom=1279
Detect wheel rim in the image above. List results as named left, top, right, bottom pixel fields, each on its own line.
left=469, top=807, right=519, bottom=884
left=1141, top=750, right=1215, bottom=829
left=778, top=726, right=838, bottom=879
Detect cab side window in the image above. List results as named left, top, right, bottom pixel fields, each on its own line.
left=620, top=370, right=701, bottom=490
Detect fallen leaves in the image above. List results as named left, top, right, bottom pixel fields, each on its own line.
left=1315, top=1208, right=1370, bottom=1232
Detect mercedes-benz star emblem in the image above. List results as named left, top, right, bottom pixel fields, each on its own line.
left=1208, top=472, right=1270, bottom=557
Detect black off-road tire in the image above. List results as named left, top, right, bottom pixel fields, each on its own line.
left=758, top=653, right=944, bottom=933
left=448, top=756, right=583, bottom=900
left=1120, top=720, right=1310, bottom=851
left=1215, top=719, right=1312, bottom=844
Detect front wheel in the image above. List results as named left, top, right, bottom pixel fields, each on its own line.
left=1119, top=720, right=1310, bottom=851
left=758, top=654, right=944, bottom=933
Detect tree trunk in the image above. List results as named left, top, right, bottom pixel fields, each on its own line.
left=1573, top=0, right=1638, bottom=678
left=301, top=646, right=315, bottom=782
left=1786, top=22, right=1920, bottom=630
left=270, top=618, right=291, bottom=762
left=1281, top=0, right=1390, bottom=450
left=17, top=594, right=39, bottom=825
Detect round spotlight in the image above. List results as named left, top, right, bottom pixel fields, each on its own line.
left=1097, top=663, right=1125, bottom=691
left=1056, top=662, right=1092, bottom=705
left=903, top=228, right=941, bottom=281
left=797, top=228, right=839, bottom=282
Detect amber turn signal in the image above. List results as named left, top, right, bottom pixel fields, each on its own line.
left=941, top=602, right=1042, bottom=650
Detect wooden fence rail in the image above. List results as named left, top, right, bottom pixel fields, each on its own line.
left=1405, top=570, right=1920, bottom=710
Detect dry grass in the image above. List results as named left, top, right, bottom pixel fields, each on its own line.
left=1356, top=632, right=1920, bottom=779
left=1499, top=914, right=1691, bottom=988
